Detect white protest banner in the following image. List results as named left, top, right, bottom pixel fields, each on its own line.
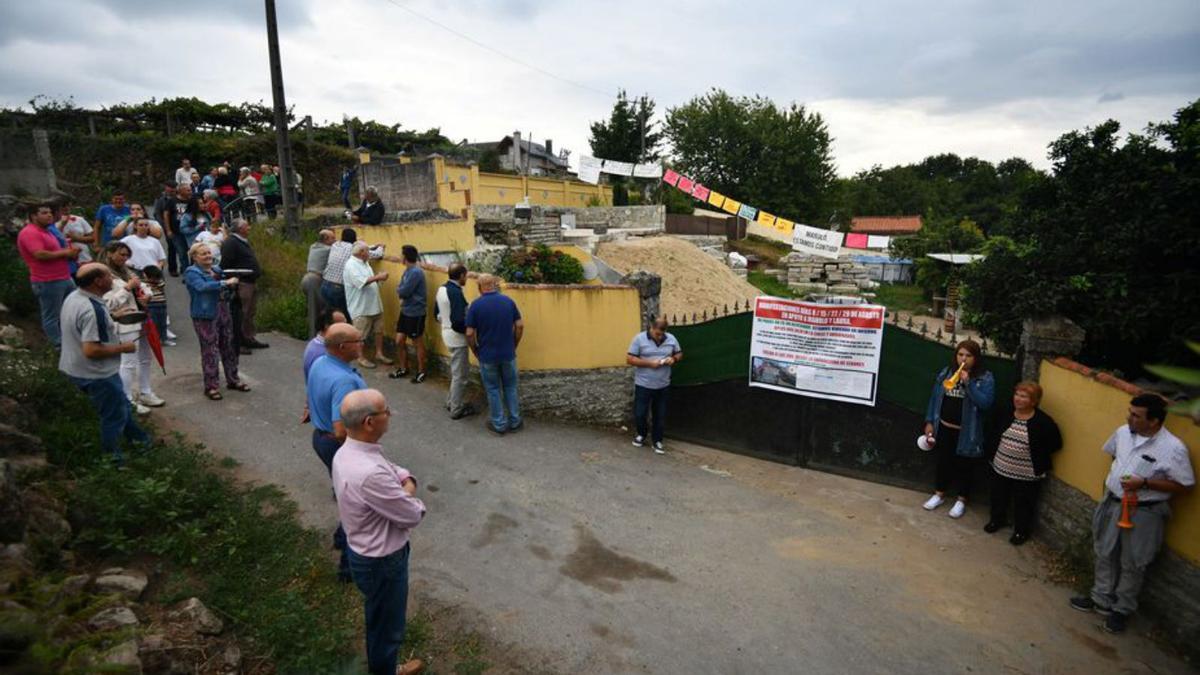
left=601, top=159, right=634, bottom=176
left=749, top=297, right=885, bottom=406
left=791, top=222, right=843, bottom=259
left=867, top=235, right=891, bottom=249
left=577, top=155, right=602, bottom=184
left=632, top=162, right=663, bottom=178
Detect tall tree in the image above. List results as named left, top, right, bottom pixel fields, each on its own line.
left=588, top=91, right=661, bottom=162
left=663, top=89, right=835, bottom=223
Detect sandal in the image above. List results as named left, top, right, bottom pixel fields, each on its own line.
left=205, top=389, right=223, bottom=401
left=227, top=382, right=251, bottom=392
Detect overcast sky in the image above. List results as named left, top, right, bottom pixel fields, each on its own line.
left=1, top=0, right=1196, bottom=175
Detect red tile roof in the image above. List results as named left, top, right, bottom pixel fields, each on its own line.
left=850, top=216, right=923, bottom=234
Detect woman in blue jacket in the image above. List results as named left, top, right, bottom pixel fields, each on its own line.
left=184, top=242, right=249, bottom=400
left=921, top=339, right=995, bottom=519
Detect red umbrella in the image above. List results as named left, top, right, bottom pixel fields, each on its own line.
left=142, top=318, right=166, bottom=374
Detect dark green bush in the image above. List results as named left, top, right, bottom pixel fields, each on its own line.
left=496, top=244, right=585, bottom=284
left=0, top=235, right=38, bottom=317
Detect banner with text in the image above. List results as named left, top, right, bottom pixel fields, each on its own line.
left=791, top=222, right=843, bottom=259
left=749, top=297, right=885, bottom=406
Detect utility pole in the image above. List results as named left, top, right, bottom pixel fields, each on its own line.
left=264, top=0, right=299, bottom=234
left=344, top=114, right=356, bottom=149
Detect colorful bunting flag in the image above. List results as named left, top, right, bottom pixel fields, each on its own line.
left=707, top=190, right=726, bottom=209
left=866, top=235, right=891, bottom=249
left=663, top=169, right=681, bottom=187
left=776, top=217, right=795, bottom=233
left=737, top=203, right=758, bottom=221
left=577, top=155, right=601, bottom=185
left=721, top=197, right=742, bottom=215
left=632, top=162, right=663, bottom=179
left=602, top=160, right=634, bottom=176
left=756, top=211, right=777, bottom=227
left=845, top=233, right=869, bottom=249
left=691, top=183, right=711, bottom=201
left=677, top=176, right=695, bottom=193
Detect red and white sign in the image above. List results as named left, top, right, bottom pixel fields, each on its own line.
left=749, top=297, right=885, bottom=405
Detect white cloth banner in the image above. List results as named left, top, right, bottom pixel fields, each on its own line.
left=577, top=155, right=602, bottom=184
left=632, top=162, right=663, bottom=179
left=866, top=235, right=891, bottom=249
left=601, top=160, right=634, bottom=176
left=791, top=223, right=843, bottom=259
left=749, top=297, right=885, bottom=406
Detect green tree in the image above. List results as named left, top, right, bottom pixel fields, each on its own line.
left=588, top=90, right=661, bottom=163
left=961, top=99, right=1200, bottom=375
left=890, top=216, right=985, bottom=298
left=663, top=89, right=835, bottom=222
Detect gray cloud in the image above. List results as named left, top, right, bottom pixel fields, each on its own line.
left=1098, top=92, right=1126, bottom=103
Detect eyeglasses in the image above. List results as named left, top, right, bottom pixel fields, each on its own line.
left=367, top=407, right=392, bottom=419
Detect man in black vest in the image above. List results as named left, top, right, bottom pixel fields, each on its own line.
left=220, top=218, right=268, bottom=353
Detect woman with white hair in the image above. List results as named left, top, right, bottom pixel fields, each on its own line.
left=184, top=241, right=248, bottom=400
left=238, top=166, right=261, bottom=219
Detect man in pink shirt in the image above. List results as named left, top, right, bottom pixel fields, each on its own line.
left=332, top=389, right=426, bottom=675
left=17, top=203, right=80, bottom=347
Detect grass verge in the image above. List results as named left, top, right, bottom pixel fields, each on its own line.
left=871, top=284, right=929, bottom=314
left=726, top=234, right=792, bottom=264
left=249, top=221, right=314, bottom=340
left=747, top=271, right=795, bottom=298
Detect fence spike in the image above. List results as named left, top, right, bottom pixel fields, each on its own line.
left=920, top=323, right=929, bottom=336
left=935, top=327, right=943, bottom=341
left=702, top=309, right=708, bottom=321
left=981, top=338, right=988, bottom=353
left=724, top=303, right=729, bottom=316
left=692, top=312, right=697, bottom=323
left=906, top=314, right=915, bottom=329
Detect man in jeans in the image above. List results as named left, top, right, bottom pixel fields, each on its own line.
left=332, top=388, right=426, bottom=675
left=626, top=316, right=683, bottom=455
left=435, top=263, right=475, bottom=419
left=17, top=203, right=80, bottom=347
left=59, top=263, right=150, bottom=463
left=465, top=274, right=523, bottom=434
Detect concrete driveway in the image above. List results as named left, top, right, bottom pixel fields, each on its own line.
left=145, top=279, right=1187, bottom=674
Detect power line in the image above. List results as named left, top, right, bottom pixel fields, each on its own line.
left=377, top=0, right=616, bottom=99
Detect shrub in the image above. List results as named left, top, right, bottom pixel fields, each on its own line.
left=0, top=235, right=38, bottom=317
left=257, top=290, right=309, bottom=340
left=496, top=244, right=585, bottom=284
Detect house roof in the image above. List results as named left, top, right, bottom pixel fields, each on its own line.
left=849, top=215, right=923, bottom=234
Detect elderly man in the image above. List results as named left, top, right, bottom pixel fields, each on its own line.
left=343, top=241, right=392, bottom=369
left=435, top=263, right=475, bottom=419
left=17, top=203, right=80, bottom=347
left=220, top=218, right=268, bottom=352
left=332, top=388, right=426, bottom=675
left=626, top=316, right=683, bottom=455
left=303, top=229, right=336, bottom=337
left=59, top=263, right=150, bottom=463
left=321, top=229, right=395, bottom=321
left=351, top=186, right=385, bottom=225
left=465, top=274, right=524, bottom=434
left=306, top=322, right=368, bottom=581
left=1070, top=393, right=1194, bottom=634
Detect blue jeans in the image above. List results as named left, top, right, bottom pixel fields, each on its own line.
left=167, top=231, right=189, bottom=275
left=31, top=279, right=75, bottom=347
left=348, top=544, right=411, bottom=675
left=69, top=373, right=150, bottom=462
left=148, top=303, right=168, bottom=339
left=320, top=281, right=350, bottom=321
left=479, top=358, right=521, bottom=431
left=312, top=428, right=350, bottom=578
left=634, top=385, right=669, bottom=443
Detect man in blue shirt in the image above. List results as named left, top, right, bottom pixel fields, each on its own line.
left=93, top=191, right=131, bottom=246
left=305, top=321, right=367, bottom=581
left=626, top=317, right=683, bottom=455
left=465, top=274, right=524, bottom=434
left=389, top=245, right=428, bottom=383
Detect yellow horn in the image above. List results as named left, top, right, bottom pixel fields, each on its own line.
left=943, top=362, right=966, bottom=391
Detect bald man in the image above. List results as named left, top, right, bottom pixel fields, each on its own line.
left=303, top=229, right=336, bottom=337
left=332, top=389, right=425, bottom=675
left=59, top=262, right=150, bottom=463
left=306, top=322, right=367, bottom=581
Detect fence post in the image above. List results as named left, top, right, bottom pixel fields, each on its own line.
left=1018, top=316, right=1085, bottom=382
left=620, top=271, right=662, bottom=328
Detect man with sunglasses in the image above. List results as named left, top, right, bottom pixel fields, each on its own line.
left=306, top=322, right=368, bottom=581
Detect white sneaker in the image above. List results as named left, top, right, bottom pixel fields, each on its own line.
left=922, top=494, right=945, bottom=511
left=653, top=441, right=665, bottom=455
left=166, top=329, right=178, bottom=340
left=632, top=435, right=645, bottom=447
left=129, top=398, right=151, bottom=415
left=139, top=392, right=165, bottom=407
left=948, top=500, right=967, bottom=519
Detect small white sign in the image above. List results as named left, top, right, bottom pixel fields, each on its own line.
left=791, top=223, right=843, bottom=259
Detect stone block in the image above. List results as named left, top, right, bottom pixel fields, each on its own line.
left=95, top=569, right=148, bottom=601
left=169, top=597, right=223, bottom=635
left=89, top=606, right=139, bottom=631
left=518, top=368, right=634, bottom=427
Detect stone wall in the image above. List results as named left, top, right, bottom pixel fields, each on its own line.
left=473, top=204, right=664, bottom=232
left=785, top=253, right=875, bottom=295
left=0, top=129, right=57, bottom=197
left=359, top=159, right=439, bottom=211
left=518, top=367, right=634, bottom=427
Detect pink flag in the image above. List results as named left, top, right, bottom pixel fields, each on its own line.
left=677, top=176, right=695, bottom=193
left=691, top=183, right=711, bottom=201
left=663, top=169, right=681, bottom=187
left=846, top=233, right=869, bottom=249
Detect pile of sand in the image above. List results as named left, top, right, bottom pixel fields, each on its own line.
left=595, top=236, right=761, bottom=320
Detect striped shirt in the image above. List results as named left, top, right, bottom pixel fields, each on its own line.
left=993, top=418, right=1037, bottom=480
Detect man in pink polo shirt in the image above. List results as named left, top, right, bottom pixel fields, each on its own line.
left=332, top=389, right=426, bottom=675
left=17, top=203, right=80, bottom=347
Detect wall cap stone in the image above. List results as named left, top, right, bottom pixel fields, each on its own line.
left=1048, top=357, right=1146, bottom=397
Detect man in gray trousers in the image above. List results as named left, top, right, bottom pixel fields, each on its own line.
left=1069, top=393, right=1194, bottom=634
left=435, top=263, right=476, bottom=419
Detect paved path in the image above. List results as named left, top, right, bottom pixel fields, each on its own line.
left=146, top=280, right=1187, bottom=674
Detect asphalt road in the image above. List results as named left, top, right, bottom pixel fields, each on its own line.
left=145, top=279, right=1187, bottom=674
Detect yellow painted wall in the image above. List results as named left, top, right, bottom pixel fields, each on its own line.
left=430, top=158, right=611, bottom=211
left=1039, top=360, right=1200, bottom=564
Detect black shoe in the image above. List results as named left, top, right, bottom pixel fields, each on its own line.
left=1070, top=596, right=1112, bottom=615
left=388, top=368, right=409, bottom=379
left=450, top=405, right=478, bottom=420
left=1009, top=533, right=1029, bottom=546
left=983, top=521, right=1007, bottom=534
left=239, top=347, right=253, bottom=355
left=246, top=340, right=270, bottom=349
left=508, top=420, right=524, bottom=432
left=411, top=371, right=426, bottom=384
left=169, top=270, right=180, bottom=277
left=1103, top=612, right=1128, bottom=634
left=486, top=422, right=506, bottom=435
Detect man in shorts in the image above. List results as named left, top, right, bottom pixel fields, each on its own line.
left=389, top=245, right=427, bottom=384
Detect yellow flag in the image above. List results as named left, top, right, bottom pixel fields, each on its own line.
left=707, top=190, right=726, bottom=209
left=756, top=211, right=777, bottom=227
left=776, top=217, right=795, bottom=233
left=721, top=197, right=741, bottom=215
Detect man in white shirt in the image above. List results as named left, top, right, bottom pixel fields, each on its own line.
left=1070, top=393, right=1194, bottom=634
left=174, top=158, right=193, bottom=188
left=342, top=241, right=391, bottom=369
left=435, top=263, right=476, bottom=419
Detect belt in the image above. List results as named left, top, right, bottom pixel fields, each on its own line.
left=323, top=280, right=343, bottom=287
left=1107, top=493, right=1164, bottom=505
left=314, top=429, right=336, bottom=439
